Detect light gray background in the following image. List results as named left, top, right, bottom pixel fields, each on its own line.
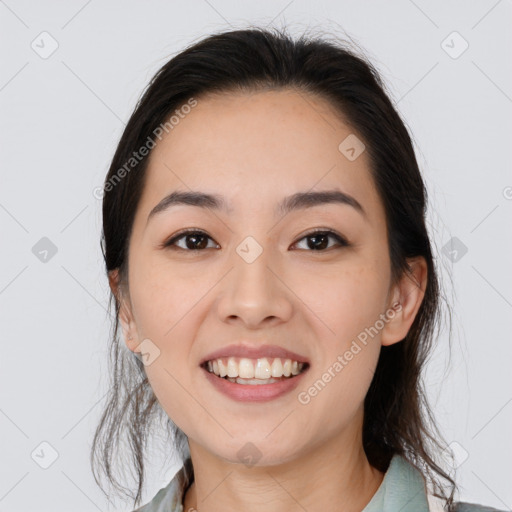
left=1, top=1, right=511, bottom=511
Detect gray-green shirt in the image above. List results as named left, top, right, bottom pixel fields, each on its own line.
left=132, top=453, right=505, bottom=512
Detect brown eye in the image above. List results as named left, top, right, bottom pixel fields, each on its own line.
left=292, top=229, right=349, bottom=251
left=161, top=228, right=349, bottom=252
left=163, top=230, right=218, bottom=251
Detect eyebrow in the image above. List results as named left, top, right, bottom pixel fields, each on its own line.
left=146, top=188, right=366, bottom=225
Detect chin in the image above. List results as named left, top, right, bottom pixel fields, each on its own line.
left=212, top=438, right=302, bottom=469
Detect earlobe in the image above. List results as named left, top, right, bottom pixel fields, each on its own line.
left=381, top=257, right=428, bottom=347
left=108, top=269, right=121, bottom=301
left=108, top=269, right=140, bottom=353
left=118, top=302, right=141, bottom=353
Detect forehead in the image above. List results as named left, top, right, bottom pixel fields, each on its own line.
left=137, top=89, right=382, bottom=222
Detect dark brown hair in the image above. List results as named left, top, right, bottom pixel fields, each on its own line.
left=91, top=26, right=457, bottom=509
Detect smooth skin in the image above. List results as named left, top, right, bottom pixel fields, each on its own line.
left=109, top=88, right=427, bottom=512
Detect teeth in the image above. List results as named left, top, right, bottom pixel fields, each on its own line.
left=255, top=358, right=271, bottom=379
left=239, top=358, right=255, bottom=378
left=271, top=358, right=283, bottom=377
left=227, top=358, right=238, bottom=378
left=205, top=356, right=305, bottom=379
left=283, top=359, right=291, bottom=377
left=228, top=377, right=280, bottom=385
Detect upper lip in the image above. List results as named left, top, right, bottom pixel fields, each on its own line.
left=200, top=343, right=310, bottom=365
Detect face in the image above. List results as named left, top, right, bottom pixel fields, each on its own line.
left=112, top=89, right=426, bottom=467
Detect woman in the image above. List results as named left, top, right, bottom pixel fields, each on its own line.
left=91, top=27, right=505, bottom=512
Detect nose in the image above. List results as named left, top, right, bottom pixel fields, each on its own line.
left=216, top=246, right=293, bottom=329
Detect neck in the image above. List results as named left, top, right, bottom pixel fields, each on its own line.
left=182, top=421, right=384, bottom=512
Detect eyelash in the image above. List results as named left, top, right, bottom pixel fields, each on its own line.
left=160, top=228, right=350, bottom=252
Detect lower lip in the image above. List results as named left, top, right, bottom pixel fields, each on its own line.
left=201, top=366, right=308, bottom=402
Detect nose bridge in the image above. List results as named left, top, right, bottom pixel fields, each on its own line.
left=231, top=234, right=275, bottom=301
left=216, top=235, right=292, bottom=327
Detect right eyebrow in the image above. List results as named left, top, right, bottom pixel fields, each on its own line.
left=147, top=190, right=232, bottom=226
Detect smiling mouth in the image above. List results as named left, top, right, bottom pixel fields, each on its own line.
left=200, top=357, right=310, bottom=385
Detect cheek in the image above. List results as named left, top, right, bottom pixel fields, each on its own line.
left=127, top=260, right=209, bottom=426
left=296, top=310, right=383, bottom=439
left=294, top=260, right=387, bottom=406
left=334, top=280, right=388, bottom=341
left=293, top=258, right=390, bottom=342
left=129, top=256, right=206, bottom=340
left=297, top=344, right=380, bottom=445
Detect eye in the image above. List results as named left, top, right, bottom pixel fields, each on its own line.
left=161, top=229, right=219, bottom=251
left=291, top=229, right=350, bottom=251
left=160, top=228, right=350, bottom=252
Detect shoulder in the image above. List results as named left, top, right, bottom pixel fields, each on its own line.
left=130, top=487, right=171, bottom=512
left=130, top=460, right=192, bottom=512
left=428, top=494, right=507, bottom=512
left=130, top=479, right=183, bottom=512
left=452, top=502, right=508, bottom=512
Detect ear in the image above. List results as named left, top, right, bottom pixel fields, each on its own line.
left=380, top=256, right=428, bottom=347
left=108, top=269, right=141, bottom=354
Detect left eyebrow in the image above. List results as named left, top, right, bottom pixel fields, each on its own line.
left=276, top=189, right=367, bottom=219
left=146, top=188, right=367, bottom=225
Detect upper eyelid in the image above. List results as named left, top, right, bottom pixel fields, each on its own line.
left=164, top=228, right=349, bottom=248
left=292, top=229, right=349, bottom=248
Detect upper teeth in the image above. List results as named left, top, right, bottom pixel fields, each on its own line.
left=206, top=357, right=305, bottom=379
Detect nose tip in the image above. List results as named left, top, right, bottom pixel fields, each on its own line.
left=216, top=254, right=293, bottom=328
